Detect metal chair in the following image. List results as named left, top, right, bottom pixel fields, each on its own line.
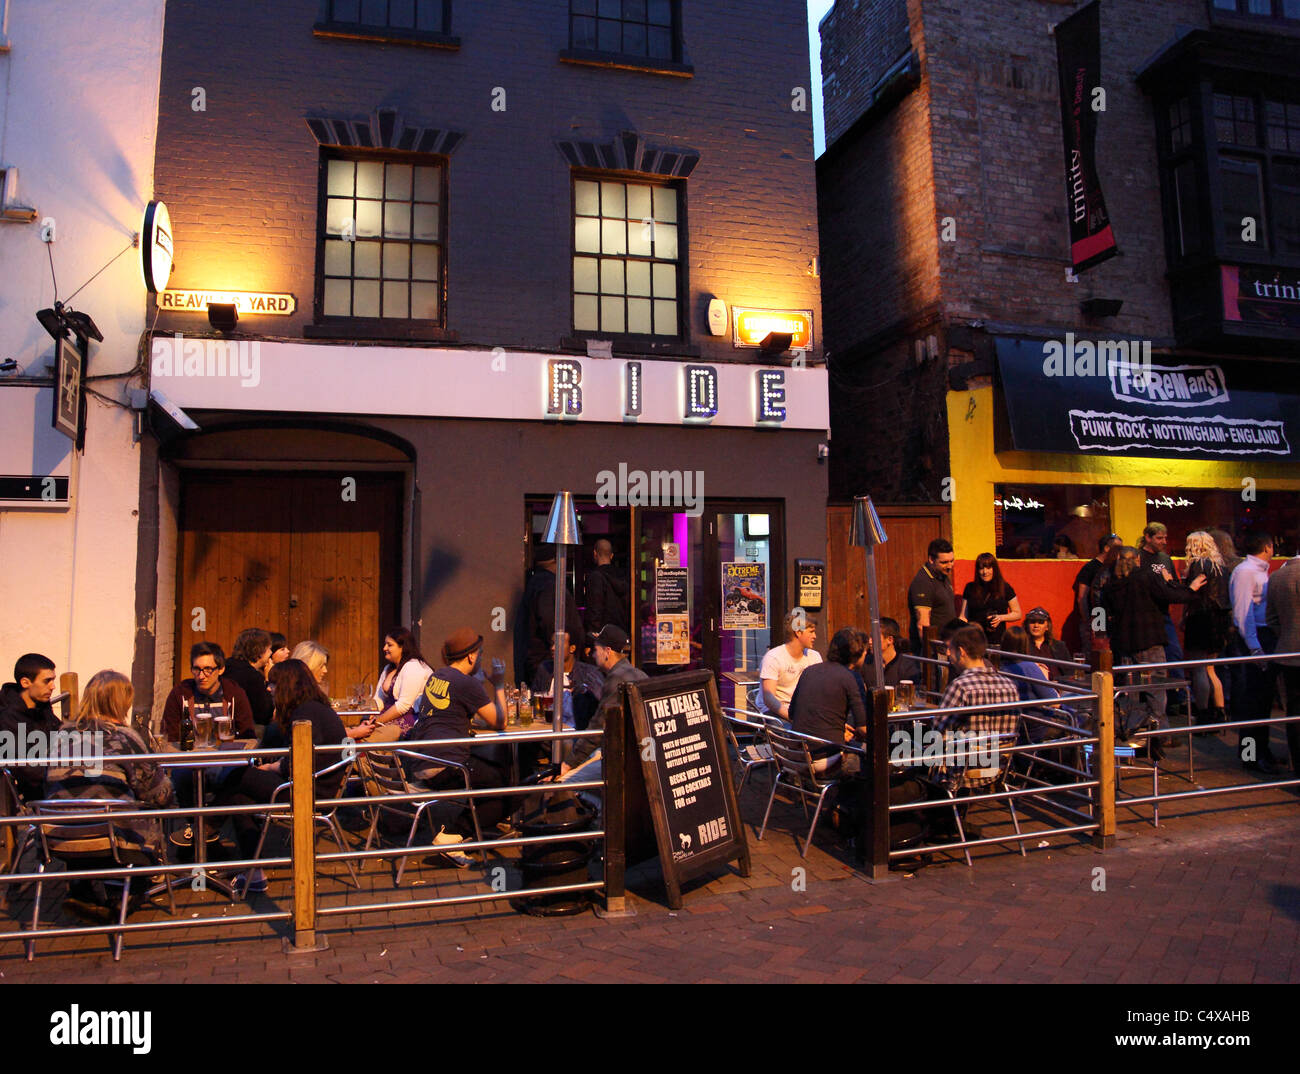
left=247, top=757, right=360, bottom=889
left=722, top=715, right=775, bottom=796
left=928, top=730, right=1028, bottom=867
left=758, top=725, right=842, bottom=858
left=24, top=798, right=175, bottom=961
left=2, top=769, right=38, bottom=889
left=361, top=749, right=485, bottom=882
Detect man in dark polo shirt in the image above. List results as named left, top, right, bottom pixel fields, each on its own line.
left=789, top=627, right=869, bottom=774
left=908, top=538, right=958, bottom=655
left=860, top=617, right=920, bottom=690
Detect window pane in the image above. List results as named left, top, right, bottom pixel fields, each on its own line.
left=324, top=239, right=351, bottom=276
left=1286, top=0, right=1300, bottom=18
left=1173, top=159, right=1201, bottom=257
left=626, top=185, right=652, bottom=221
left=574, top=294, right=599, bottom=331
left=1211, top=0, right=1236, bottom=9
left=1221, top=155, right=1266, bottom=250
left=626, top=260, right=651, bottom=296
left=412, top=203, right=439, bottom=240
left=575, top=217, right=601, bottom=253
left=599, top=0, right=621, bottom=16
left=652, top=262, right=676, bottom=298
left=627, top=298, right=652, bottom=334
left=654, top=222, right=678, bottom=260
left=572, top=15, right=597, bottom=49
left=411, top=282, right=439, bottom=319
left=383, top=242, right=410, bottom=278
left=575, top=180, right=600, bottom=216
left=648, top=27, right=673, bottom=58
left=627, top=220, right=653, bottom=256
left=1213, top=93, right=1234, bottom=119
left=1276, top=162, right=1300, bottom=254
left=598, top=19, right=621, bottom=51
left=354, top=280, right=381, bottom=318
left=623, top=23, right=646, bottom=55
left=1247, top=0, right=1269, bottom=13
left=600, top=259, right=625, bottom=294
left=356, top=162, right=384, bottom=199
left=383, top=282, right=409, bottom=319
left=601, top=218, right=628, bottom=254
left=355, top=200, right=382, bottom=237
left=574, top=256, right=599, bottom=293
left=386, top=163, right=413, bottom=200
left=653, top=186, right=677, bottom=222
left=333, top=0, right=361, bottom=22
left=654, top=299, right=676, bottom=335
left=600, top=181, right=626, bottom=218
left=326, top=197, right=353, bottom=235
left=1215, top=118, right=1236, bottom=143
left=384, top=202, right=411, bottom=238
left=412, top=244, right=439, bottom=281
left=414, top=166, right=440, bottom=202
left=417, top=0, right=443, bottom=31
left=360, top=0, right=387, bottom=26
left=572, top=0, right=597, bottom=13
left=649, top=0, right=672, bottom=25
left=995, top=484, right=1112, bottom=559
left=389, top=0, right=415, bottom=27
left=324, top=279, right=351, bottom=316
left=624, top=0, right=647, bottom=17
left=327, top=159, right=354, bottom=196
left=354, top=242, right=381, bottom=278
left=601, top=296, right=625, bottom=333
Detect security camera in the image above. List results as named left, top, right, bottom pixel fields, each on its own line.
left=149, top=388, right=199, bottom=431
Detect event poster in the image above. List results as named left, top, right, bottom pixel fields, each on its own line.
left=721, top=561, right=768, bottom=631
left=655, top=565, right=691, bottom=664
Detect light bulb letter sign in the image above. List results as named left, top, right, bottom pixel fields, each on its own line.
left=546, top=359, right=583, bottom=418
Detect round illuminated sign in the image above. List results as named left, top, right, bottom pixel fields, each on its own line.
left=141, top=200, right=174, bottom=294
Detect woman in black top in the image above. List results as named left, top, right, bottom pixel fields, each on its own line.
left=959, top=553, right=1022, bottom=647
left=1182, top=530, right=1232, bottom=727
left=217, top=660, right=372, bottom=891
left=1024, top=607, right=1073, bottom=678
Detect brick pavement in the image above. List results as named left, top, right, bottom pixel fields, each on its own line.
left=3, top=738, right=1298, bottom=984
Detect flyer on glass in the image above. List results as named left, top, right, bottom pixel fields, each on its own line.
left=721, top=561, right=767, bottom=630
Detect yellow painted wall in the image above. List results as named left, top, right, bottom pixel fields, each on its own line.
left=945, top=387, right=1299, bottom=559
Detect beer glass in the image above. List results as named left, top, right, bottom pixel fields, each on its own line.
left=883, top=685, right=897, bottom=713
left=214, top=714, right=234, bottom=742
left=897, top=680, right=915, bottom=710
left=194, top=712, right=214, bottom=748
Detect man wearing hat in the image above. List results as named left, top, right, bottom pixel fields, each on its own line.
left=558, top=625, right=647, bottom=793
left=404, top=628, right=509, bottom=858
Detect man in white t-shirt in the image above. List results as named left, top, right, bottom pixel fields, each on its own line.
left=759, top=608, right=822, bottom=718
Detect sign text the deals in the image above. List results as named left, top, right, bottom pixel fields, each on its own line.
left=644, top=687, right=728, bottom=859
left=721, top=561, right=768, bottom=631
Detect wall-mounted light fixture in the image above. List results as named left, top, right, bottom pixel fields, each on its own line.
left=207, top=302, right=239, bottom=333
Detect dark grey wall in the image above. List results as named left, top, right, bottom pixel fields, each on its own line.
left=154, top=0, right=822, bottom=361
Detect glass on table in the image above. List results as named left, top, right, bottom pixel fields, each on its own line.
left=883, top=685, right=897, bottom=713
left=194, top=713, right=215, bottom=748
left=214, top=713, right=234, bottom=742
left=896, top=680, right=915, bottom=711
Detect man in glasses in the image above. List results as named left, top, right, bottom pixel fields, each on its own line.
left=161, top=641, right=255, bottom=742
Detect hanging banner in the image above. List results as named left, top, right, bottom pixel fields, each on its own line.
left=1055, top=1, right=1117, bottom=273
left=1222, top=265, right=1300, bottom=330
left=721, top=561, right=768, bottom=631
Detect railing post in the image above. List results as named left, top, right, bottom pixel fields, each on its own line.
left=921, top=627, right=935, bottom=696
left=286, top=719, right=326, bottom=953
left=596, top=685, right=634, bottom=918
left=58, top=672, right=78, bottom=720
left=1090, top=650, right=1115, bottom=849
left=856, top=687, right=892, bottom=879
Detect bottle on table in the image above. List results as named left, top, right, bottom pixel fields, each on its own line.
left=180, top=697, right=196, bottom=752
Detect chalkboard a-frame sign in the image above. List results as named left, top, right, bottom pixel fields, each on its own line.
left=622, top=669, right=750, bottom=909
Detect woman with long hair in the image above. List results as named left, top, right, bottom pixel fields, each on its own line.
left=290, top=640, right=329, bottom=686
left=958, top=552, right=1022, bottom=647
left=364, top=627, right=433, bottom=744
left=219, top=660, right=370, bottom=893
left=44, top=670, right=175, bottom=913
left=1023, top=607, right=1072, bottom=678
left=1183, top=530, right=1232, bottom=730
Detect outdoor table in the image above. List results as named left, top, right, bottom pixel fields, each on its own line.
left=160, top=737, right=257, bottom=898
left=486, top=716, right=561, bottom=786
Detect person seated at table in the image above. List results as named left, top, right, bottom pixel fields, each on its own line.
left=223, top=628, right=275, bottom=732
left=268, top=632, right=291, bottom=666
left=402, top=629, right=509, bottom=857
left=364, top=627, right=433, bottom=744
left=530, top=635, right=604, bottom=730
left=1023, top=608, right=1072, bottom=678
left=759, top=608, right=822, bottom=719
left=290, top=640, right=330, bottom=689
left=44, top=670, right=174, bottom=917
left=0, top=652, right=61, bottom=804
left=217, top=659, right=373, bottom=892
left=999, top=626, right=1070, bottom=743
left=162, top=642, right=255, bottom=742
left=788, top=627, right=869, bottom=775
left=859, top=617, right=920, bottom=691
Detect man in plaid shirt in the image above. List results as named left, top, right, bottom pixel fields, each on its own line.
left=932, top=624, right=1021, bottom=792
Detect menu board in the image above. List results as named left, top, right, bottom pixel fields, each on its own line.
left=623, top=670, right=749, bottom=908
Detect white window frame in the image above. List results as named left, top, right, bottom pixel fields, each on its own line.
left=0, top=166, right=37, bottom=223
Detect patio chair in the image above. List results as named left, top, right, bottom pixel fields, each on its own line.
left=361, top=749, right=485, bottom=882
left=2, top=769, right=37, bottom=888
left=722, top=714, right=774, bottom=796
left=757, top=725, right=842, bottom=858
left=927, top=730, right=1028, bottom=867
left=246, top=756, right=360, bottom=889
left=24, top=798, right=175, bottom=961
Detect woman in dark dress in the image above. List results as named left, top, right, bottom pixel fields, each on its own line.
left=1182, top=530, right=1232, bottom=729
left=959, top=552, right=1022, bottom=648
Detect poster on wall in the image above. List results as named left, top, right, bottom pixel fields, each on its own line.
left=655, top=564, right=691, bottom=666
left=721, top=561, right=768, bottom=631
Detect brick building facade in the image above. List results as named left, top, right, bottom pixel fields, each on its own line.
left=817, top=0, right=1300, bottom=642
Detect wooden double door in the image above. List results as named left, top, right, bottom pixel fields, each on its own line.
left=177, top=471, right=403, bottom=699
